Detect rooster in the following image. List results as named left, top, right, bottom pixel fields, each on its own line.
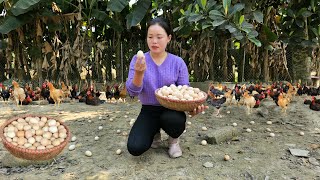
left=12, top=80, right=26, bottom=106
left=310, top=96, right=320, bottom=111
left=47, top=82, right=64, bottom=107
left=0, top=84, right=11, bottom=102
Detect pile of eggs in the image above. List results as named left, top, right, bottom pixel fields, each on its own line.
left=157, top=84, right=205, bottom=101
left=3, top=116, right=68, bottom=150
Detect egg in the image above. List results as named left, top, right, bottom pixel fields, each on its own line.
left=69, top=144, right=76, bottom=151
left=116, top=149, right=122, bottom=155
left=201, top=140, right=207, bottom=146
left=299, top=131, right=304, bottom=136
left=71, top=136, right=77, bottom=142
left=85, top=150, right=92, bottom=157
left=232, top=123, right=237, bottom=127
left=49, top=126, right=58, bottom=133
left=224, top=154, right=231, bottom=161
left=48, top=120, right=57, bottom=126
left=269, top=133, right=275, bottom=137
left=266, top=121, right=272, bottom=125
left=246, top=128, right=252, bottom=133
left=137, top=50, right=144, bottom=58
left=201, top=126, right=208, bottom=131
left=94, top=136, right=99, bottom=141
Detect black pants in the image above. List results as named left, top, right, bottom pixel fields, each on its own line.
left=127, top=105, right=186, bottom=156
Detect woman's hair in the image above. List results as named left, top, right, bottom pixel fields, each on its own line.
left=147, top=17, right=172, bottom=36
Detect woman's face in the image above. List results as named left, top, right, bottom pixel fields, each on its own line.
left=147, top=24, right=171, bottom=55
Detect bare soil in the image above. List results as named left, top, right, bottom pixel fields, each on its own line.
left=0, top=95, right=320, bottom=180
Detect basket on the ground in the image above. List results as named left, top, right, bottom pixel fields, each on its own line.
left=0, top=114, right=71, bottom=161
left=155, top=89, right=208, bottom=112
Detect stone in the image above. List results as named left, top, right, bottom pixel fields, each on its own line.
left=204, top=126, right=240, bottom=144
left=203, top=162, right=214, bottom=168
left=289, top=148, right=310, bottom=157
left=1, top=153, right=53, bottom=167
left=309, top=157, right=319, bottom=166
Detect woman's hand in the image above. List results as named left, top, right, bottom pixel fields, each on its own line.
left=188, top=104, right=209, bottom=117
left=134, top=55, right=146, bottom=74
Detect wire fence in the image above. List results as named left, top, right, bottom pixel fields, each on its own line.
left=0, top=39, right=319, bottom=91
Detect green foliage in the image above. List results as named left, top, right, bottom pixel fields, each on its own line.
left=126, top=0, right=151, bottom=29
left=107, top=0, right=129, bottom=12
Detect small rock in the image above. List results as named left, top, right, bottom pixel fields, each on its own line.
left=201, top=140, right=207, bottom=146
left=201, top=126, right=208, bottom=131
left=203, top=162, right=214, bottom=168
left=187, top=121, right=192, bottom=125
left=232, top=123, right=237, bottom=127
left=98, top=126, right=103, bottom=130
left=94, top=136, right=99, bottom=141
left=250, top=121, right=255, bottom=124
left=246, top=128, right=252, bottom=133
left=308, top=157, right=319, bottom=166
left=224, top=154, right=230, bottom=161
left=269, top=133, right=275, bottom=137
left=289, top=148, right=309, bottom=157
left=116, top=149, right=122, bottom=155
left=266, top=121, right=272, bottom=125
left=266, top=128, right=272, bottom=132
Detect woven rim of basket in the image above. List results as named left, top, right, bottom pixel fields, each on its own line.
left=155, top=89, right=208, bottom=104
left=0, top=114, right=71, bottom=155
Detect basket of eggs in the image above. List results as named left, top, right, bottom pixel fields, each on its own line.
left=155, top=84, right=208, bottom=112
left=0, top=114, right=71, bottom=161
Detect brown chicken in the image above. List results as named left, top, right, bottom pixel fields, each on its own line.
left=119, top=85, right=127, bottom=103
left=47, top=82, right=64, bottom=107
left=224, top=90, right=233, bottom=105
left=277, top=93, right=289, bottom=114
left=12, top=80, right=26, bottom=106
left=61, top=82, right=71, bottom=98
left=242, top=91, right=256, bottom=115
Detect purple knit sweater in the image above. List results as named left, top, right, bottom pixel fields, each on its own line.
left=126, top=51, right=190, bottom=105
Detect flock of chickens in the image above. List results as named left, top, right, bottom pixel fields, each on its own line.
left=0, top=81, right=128, bottom=107
left=206, top=82, right=320, bottom=117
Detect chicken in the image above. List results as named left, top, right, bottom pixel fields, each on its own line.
left=242, top=91, right=256, bottom=115
left=70, top=84, right=79, bottom=100
left=310, top=96, right=320, bottom=111
left=61, top=82, right=71, bottom=98
left=277, top=93, right=289, bottom=114
left=0, top=84, right=11, bottom=102
left=105, top=85, right=113, bottom=99
left=207, top=93, right=226, bottom=118
left=47, top=82, right=64, bottom=107
left=119, top=85, right=127, bottom=103
left=12, top=80, right=26, bottom=106
left=85, top=90, right=104, bottom=106
left=20, top=95, right=32, bottom=105
left=234, top=86, right=242, bottom=106
left=224, top=90, right=233, bottom=105
left=41, top=82, right=50, bottom=100
left=33, top=87, right=41, bottom=101
left=113, top=85, right=120, bottom=99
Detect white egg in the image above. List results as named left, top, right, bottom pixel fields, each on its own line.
left=116, top=149, right=122, bottom=155
left=269, top=133, right=275, bottom=137
left=98, top=126, right=103, bottom=130
left=201, top=126, right=208, bottom=131
left=266, top=121, right=272, bottom=125
left=246, top=128, right=252, bottom=133
left=299, top=131, right=304, bottom=136
left=232, top=123, right=237, bottom=127
left=201, top=140, right=207, bottom=146
left=137, top=50, right=144, bottom=58
left=71, top=136, right=77, bottom=142
left=94, top=136, right=99, bottom=141
left=69, top=144, right=76, bottom=151
left=85, top=150, right=92, bottom=157
left=250, top=121, right=255, bottom=124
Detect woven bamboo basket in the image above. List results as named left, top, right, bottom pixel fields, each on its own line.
left=155, top=89, right=208, bottom=112
left=0, top=114, right=71, bottom=161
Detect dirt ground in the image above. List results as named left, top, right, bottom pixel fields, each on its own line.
left=0, top=94, right=320, bottom=180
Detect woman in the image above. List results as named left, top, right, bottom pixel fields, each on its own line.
left=126, top=17, right=208, bottom=158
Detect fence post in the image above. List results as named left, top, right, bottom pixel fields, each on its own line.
left=242, top=48, right=245, bottom=82
left=121, top=42, right=123, bottom=83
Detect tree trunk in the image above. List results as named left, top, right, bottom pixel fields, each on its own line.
left=0, top=50, right=6, bottom=81
left=222, top=38, right=228, bottom=81
left=115, top=32, right=122, bottom=82
left=292, top=46, right=310, bottom=83
left=262, top=49, right=269, bottom=82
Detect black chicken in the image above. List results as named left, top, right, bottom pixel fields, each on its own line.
left=207, top=97, right=226, bottom=117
